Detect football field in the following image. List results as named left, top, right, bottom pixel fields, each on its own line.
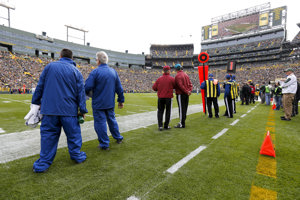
left=0, top=93, right=299, bottom=200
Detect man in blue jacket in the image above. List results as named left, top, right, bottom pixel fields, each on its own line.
left=85, top=51, right=124, bottom=150
left=200, top=73, right=220, bottom=118
left=30, top=49, right=88, bottom=173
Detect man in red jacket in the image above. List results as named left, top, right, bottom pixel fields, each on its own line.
left=152, top=65, right=175, bottom=131
left=174, top=64, right=193, bottom=128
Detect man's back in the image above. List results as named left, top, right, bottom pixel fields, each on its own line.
left=32, top=58, right=85, bottom=116
left=85, top=64, right=124, bottom=109
left=153, top=74, right=175, bottom=98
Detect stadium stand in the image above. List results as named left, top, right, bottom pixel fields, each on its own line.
left=147, top=44, right=194, bottom=68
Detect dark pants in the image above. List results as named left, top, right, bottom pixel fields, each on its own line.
left=292, top=97, right=299, bottom=116
left=206, top=97, right=219, bottom=117
left=224, top=96, right=233, bottom=118
left=241, top=94, right=249, bottom=105
left=33, top=115, right=86, bottom=172
left=157, top=98, right=172, bottom=128
left=176, top=94, right=189, bottom=127
left=250, top=93, right=255, bottom=103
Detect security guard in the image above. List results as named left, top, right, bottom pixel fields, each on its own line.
left=223, top=74, right=234, bottom=118
left=200, top=73, right=220, bottom=118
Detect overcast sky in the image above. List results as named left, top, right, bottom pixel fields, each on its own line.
left=1, top=0, right=299, bottom=55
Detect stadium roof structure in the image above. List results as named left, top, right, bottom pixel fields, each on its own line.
left=211, top=2, right=270, bottom=24
left=297, top=23, right=300, bottom=28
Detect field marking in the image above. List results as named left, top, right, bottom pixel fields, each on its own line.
left=212, top=128, right=229, bottom=139
left=1, top=102, right=226, bottom=163
left=0, top=97, right=30, bottom=104
left=250, top=185, right=277, bottom=200
left=127, top=196, right=139, bottom=200
left=126, top=111, right=137, bottom=114
left=126, top=104, right=155, bottom=108
left=166, top=146, right=207, bottom=174
left=2, top=101, right=11, bottom=103
left=230, top=119, right=239, bottom=126
left=241, top=114, right=247, bottom=118
left=256, top=156, right=277, bottom=178
left=0, top=128, right=5, bottom=133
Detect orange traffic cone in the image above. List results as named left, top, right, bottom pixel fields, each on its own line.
left=260, top=131, right=275, bottom=157
left=272, top=103, right=276, bottom=110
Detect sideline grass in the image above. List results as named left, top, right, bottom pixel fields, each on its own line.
left=0, top=102, right=299, bottom=199
left=0, top=93, right=204, bottom=134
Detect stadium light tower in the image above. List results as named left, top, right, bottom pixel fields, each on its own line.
left=65, top=25, right=88, bottom=45
left=0, top=2, right=15, bottom=27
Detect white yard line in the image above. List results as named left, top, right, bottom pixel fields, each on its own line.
left=0, top=97, right=31, bottom=104
left=2, top=101, right=11, bottom=103
left=0, top=128, right=5, bottom=133
left=241, top=114, right=247, bottom=118
left=212, top=128, right=229, bottom=140
left=127, top=196, right=140, bottom=200
left=166, top=146, right=207, bottom=174
left=230, top=119, right=240, bottom=126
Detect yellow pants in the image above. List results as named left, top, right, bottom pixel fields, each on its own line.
left=283, top=93, right=295, bottom=119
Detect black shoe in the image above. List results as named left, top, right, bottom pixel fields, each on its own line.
left=280, top=116, right=285, bottom=119
left=215, top=115, right=219, bottom=118
left=281, top=118, right=291, bottom=121
left=208, top=115, right=212, bottom=118
left=116, top=139, right=123, bottom=144
left=158, top=127, right=163, bottom=131
left=164, top=126, right=171, bottom=130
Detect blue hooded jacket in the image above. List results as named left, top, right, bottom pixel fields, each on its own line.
left=32, top=57, right=88, bottom=116
left=85, top=64, right=124, bottom=110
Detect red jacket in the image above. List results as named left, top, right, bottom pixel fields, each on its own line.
left=175, top=70, right=193, bottom=95
left=152, top=73, right=175, bottom=98
left=250, top=85, right=255, bottom=94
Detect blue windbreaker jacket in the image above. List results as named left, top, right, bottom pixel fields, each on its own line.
left=85, top=64, right=124, bottom=110
left=32, top=57, right=88, bottom=116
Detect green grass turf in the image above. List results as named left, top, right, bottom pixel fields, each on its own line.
left=0, top=93, right=204, bottom=134
left=0, top=95, right=299, bottom=199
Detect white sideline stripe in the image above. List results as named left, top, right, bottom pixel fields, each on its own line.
left=85, top=114, right=93, bottom=117
left=166, top=146, right=207, bottom=174
left=2, top=101, right=11, bottom=103
left=0, top=128, right=5, bottom=133
left=241, top=114, right=247, bottom=118
left=230, top=119, right=239, bottom=126
left=212, top=128, right=229, bottom=140
left=1, top=102, right=227, bottom=163
left=126, top=111, right=137, bottom=114
left=0, top=97, right=30, bottom=104
left=127, top=196, right=140, bottom=200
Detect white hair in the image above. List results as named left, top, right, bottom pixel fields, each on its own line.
left=96, top=51, right=108, bottom=64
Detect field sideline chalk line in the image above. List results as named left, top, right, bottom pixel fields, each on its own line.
left=0, top=101, right=224, bottom=163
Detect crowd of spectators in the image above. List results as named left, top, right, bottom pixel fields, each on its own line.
left=1, top=50, right=299, bottom=94
left=204, top=38, right=282, bottom=56
left=150, top=44, right=194, bottom=58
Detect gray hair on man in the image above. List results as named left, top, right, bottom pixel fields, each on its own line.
left=96, top=51, right=109, bottom=64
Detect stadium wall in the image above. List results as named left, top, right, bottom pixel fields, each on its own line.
left=0, top=25, right=145, bottom=67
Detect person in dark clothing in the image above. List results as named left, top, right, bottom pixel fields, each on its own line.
left=200, top=73, right=220, bottom=118
left=249, top=81, right=256, bottom=104
left=292, top=81, right=300, bottom=116
left=223, top=74, right=234, bottom=118
left=152, top=66, right=175, bottom=131
left=174, top=63, right=193, bottom=128
left=240, top=82, right=251, bottom=105
left=274, top=82, right=283, bottom=110
left=260, top=82, right=266, bottom=104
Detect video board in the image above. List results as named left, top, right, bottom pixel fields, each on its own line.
left=202, top=6, right=286, bottom=41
